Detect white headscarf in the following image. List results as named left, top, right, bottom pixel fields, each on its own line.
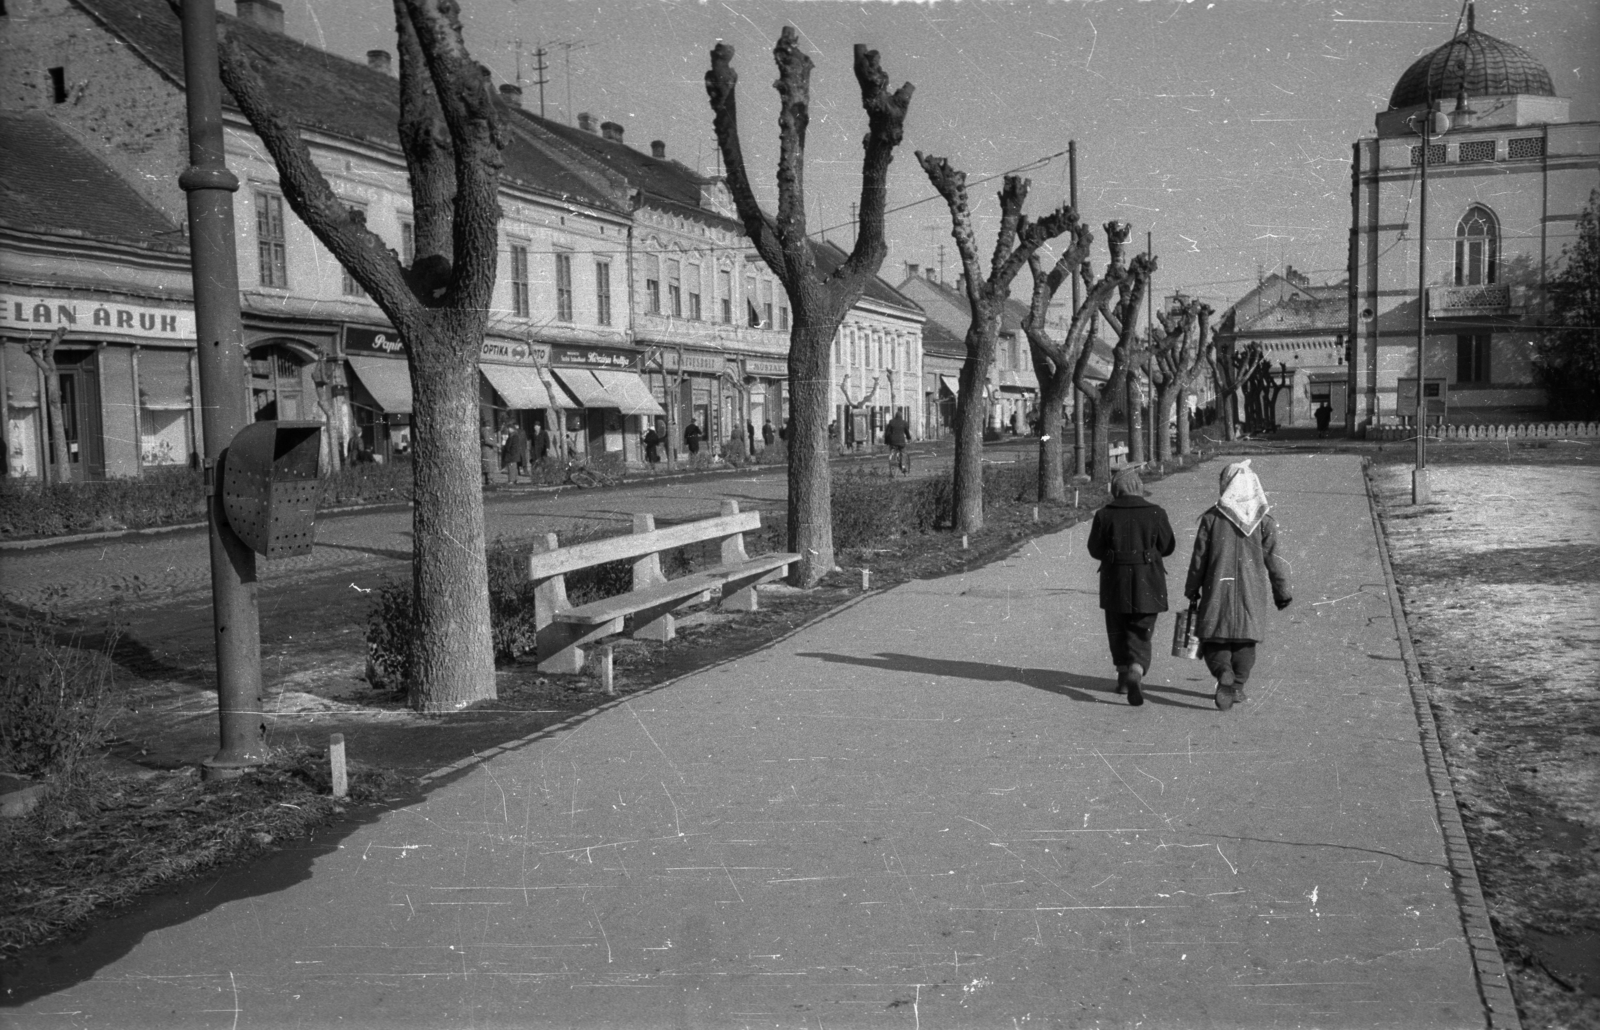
left=1216, top=459, right=1269, bottom=535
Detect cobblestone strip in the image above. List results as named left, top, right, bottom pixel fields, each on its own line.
left=1363, top=460, right=1522, bottom=1030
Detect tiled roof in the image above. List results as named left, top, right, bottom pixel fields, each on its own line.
left=893, top=274, right=1032, bottom=348
left=0, top=113, right=184, bottom=251
left=1233, top=293, right=1346, bottom=335
left=72, top=0, right=621, bottom=213
left=810, top=241, right=921, bottom=316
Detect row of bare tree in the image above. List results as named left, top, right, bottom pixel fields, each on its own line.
left=204, top=6, right=1229, bottom=712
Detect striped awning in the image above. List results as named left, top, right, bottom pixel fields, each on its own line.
left=550, top=368, right=613, bottom=409
left=346, top=356, right=413, bottom=414
left=590, top=369, right=666, bottom=417
left=480, top=363, right=552, bottom=410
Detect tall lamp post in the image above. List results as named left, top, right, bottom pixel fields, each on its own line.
left=1409, top=100, right=1451, bottom=504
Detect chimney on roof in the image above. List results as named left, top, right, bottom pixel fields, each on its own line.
left=367, top=50, right=392, bottom=75
left=906, top=262, right=920, bottom=279
left=650, top=140, right=666, bottom=159
left=577, top=112, right=596, bottom=133
left=235, top=0, right=284, bottom=33
left=499, top=84, right=523, bottom=108
left=600, top=121, right=624, bottom=142
left=925, top=267, right=936, bottom=281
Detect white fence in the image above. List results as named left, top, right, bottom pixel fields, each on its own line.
left=1366, top=421, right=1599, bottom=442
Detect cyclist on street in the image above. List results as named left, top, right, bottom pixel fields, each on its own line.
left=884, top=411, right=911, bottom=474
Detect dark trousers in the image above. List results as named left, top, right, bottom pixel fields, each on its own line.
left=1201, top=640, right=1257, bottom=685
left=1103, top=611, right=1159, bottom=672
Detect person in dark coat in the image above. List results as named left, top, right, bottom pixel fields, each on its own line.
left=684, top=421, right=703, bottom=456
left=643, top=421, right=663, bottom=464
left=1086, top=467, right=1177, bottom=706
left=762, top=420, right=775, bottom=448
left=479, top=419, right=499, bottom=486
left=530, top=422, right=551, bottom=463
left=506, top=423, right=529, bottom=482
left=1184, top=460, right=1292, bottom=711
left=1314, top=402, right=1333, bottom=438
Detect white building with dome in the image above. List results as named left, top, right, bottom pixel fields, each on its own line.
left=1348, top=4, right=1600, bottom=430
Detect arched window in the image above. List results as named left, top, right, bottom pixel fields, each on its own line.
left=1454, top=206, right=1498, bottom=287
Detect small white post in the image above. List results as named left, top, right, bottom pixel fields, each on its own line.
left=1032, top=506, right=1039, bottom=522
left=861, top=568, right=871, bottom=592
left=1073, top=488, right=1079, bottom=508
left=329, top=733, right=348, bottom=799
left=961, top=534, right=969, bottom=550
left=599, top=644, right=615, bottom=696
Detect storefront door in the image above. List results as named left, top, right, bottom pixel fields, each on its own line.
left=55, top=355, right=105, bottom=481
left=249, top=344, right=305, bottom=422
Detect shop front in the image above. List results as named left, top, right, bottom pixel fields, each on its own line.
left=2, top=291, right=197, bottom=481
left=742, top=356, right=788, bottom=449
left=342, top=325, right=412, bottom=462
left=549, top=345, right=664, bottom=463
left=640, top=347, right=728, bottom=458
left=479, top=336, right=561, bottom=461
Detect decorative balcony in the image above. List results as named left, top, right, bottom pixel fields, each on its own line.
left=1428, top=283, right=1513, bottom=317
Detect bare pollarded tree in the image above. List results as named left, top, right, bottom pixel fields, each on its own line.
left=917, top=164, right=1076, bottom=532
left=705, top=28, right=913, bottom=586
left=215, top=0, right=501, bottom=712
left=25, top=327, right=73, bottom=486
left=1146, top=300, right=1211, bottom=462
left=1072, top=222, right=1155, bottom=483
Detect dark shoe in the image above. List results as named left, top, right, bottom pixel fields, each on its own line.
left=1125, top=664, right=1144, bottom=707
left=1233, top=686, right=1248, bottom=703
left=1214, top=686, right=1235, bottom=711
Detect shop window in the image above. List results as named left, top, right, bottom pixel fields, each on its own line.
left=555, top=250, right=573, bottom=322
left=138, top=349, right=193, bottom=467
left=719, top=269, right=732, bottom=323
left=249, top=344, right=305, bottom=421
left=667, top=259, right=682, bottom=317
left=255, top=191, right=288, bottom=289
left=342, top=202, right=368, bottom=297
left=509, top=241, right=530, bottom=317
left=595, top=259, right=612, bottom=325
left=1454, top=207, right=1498, bottom=287
left=1456, top=334, right=1490, bottom=384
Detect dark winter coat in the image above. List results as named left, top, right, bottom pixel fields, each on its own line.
left=1087, top=496, right=1177, bottom=614
left=884, top=415, right=909, bottom=448
left=507, top=426, right=529, bottom=466
left=684, top=423, right=703, bottom=453
left=1184, top=508, right=1292, bottom=642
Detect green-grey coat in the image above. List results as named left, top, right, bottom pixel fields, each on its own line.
left=1183, top=508, right=1292, bottom=643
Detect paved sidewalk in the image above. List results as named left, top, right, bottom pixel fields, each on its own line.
left=1, top=454, right=1504, bottom=1029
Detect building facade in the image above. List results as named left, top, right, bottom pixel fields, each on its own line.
left=1214, top=269, right=1349, bottom=430
left=1349, top=6, right=1600, bottom=429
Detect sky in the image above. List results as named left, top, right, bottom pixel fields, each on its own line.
left=270, top=0, right=1600, bottom=310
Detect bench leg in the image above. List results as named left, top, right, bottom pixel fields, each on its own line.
left=633, top=612, right=676, bottom=642
left=720, top=565, right=791, bottom=612
left=536, top=617, right=624, bottom=675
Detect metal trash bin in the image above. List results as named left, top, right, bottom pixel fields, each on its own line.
left=222, top=420, right=323, bottom=558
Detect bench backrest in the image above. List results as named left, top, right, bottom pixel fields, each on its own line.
left=526, top=500, right=760, bottom=581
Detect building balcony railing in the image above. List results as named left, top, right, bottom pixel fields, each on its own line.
left=1427, top=283, right=1515, bottom=317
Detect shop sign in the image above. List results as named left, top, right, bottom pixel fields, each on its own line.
left=481, top=338, right=550, bottom=364
left=745, top=358, right=788, bottom=378
left=554, top=346, right=634, bottom=369
left=660, top=350, right=726, bottom=374
left=0, top=292, right=194, bottom=341
left=344, top=326, right=407, bottom=355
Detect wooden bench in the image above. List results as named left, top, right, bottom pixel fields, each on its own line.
left=527, top=499, right=799, bottom=674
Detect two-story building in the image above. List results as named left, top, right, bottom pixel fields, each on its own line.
left=1349, top=4, right=1600, bottom=429
left=1214, top=268, right=1349, bottom=430
left=895, top=269, right=1037, bottom=435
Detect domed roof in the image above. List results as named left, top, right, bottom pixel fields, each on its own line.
left=1387, top=8, right=1555, bottom=110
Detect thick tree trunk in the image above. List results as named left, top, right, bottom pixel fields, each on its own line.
left=1155, top=382, right=1176, bottom=463
left=786, top=314, right=836, bottom=585
left=1126, top=370, right=1145, bottom=466
left=1035, top=368, right=1071, bottom=502
left=1176, top=393, right=1191, bottom=456
left=951, top=336, right=992, bottom=532
left=1073, top=388, right=1087, bottom=478
left=406, top=310, right=494, bottom=712
left=1089, top=391, right=1112, bottom=485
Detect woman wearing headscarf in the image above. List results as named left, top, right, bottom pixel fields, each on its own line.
left=1184, top=460, right=1292, bottom=711
left=1086, top=467, right=1176, bottom=706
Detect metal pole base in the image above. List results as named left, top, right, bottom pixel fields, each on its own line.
left=1411, top=467, right=1431, bottom=505
left=201, top=755, right=264, bottom=781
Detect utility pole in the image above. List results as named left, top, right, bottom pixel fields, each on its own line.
left=524, top=43, right=550, bottom=120
left=541, top=40, right=593, bottom=125
left=177, top=0, right=266, bottom=779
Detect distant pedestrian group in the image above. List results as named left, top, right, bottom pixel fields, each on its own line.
left=1087, top=460, right=1291, bottom=710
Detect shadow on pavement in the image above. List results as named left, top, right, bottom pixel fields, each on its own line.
left=794, top=651, right=1213, bottom=710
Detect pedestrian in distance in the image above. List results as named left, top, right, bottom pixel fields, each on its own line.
left=479, top=419, right=499, bottom=487
left=643, top=421, right=663, bottom=464
left=1315, top=401, right=1333, bottom=438
left=684, top=420, right=703, bottom=456
left=506, top=422, right=529, bottom=483
left=884, top=410, right=911, bottom=474
left=1183, top=459, right=1292, bottom=711
left=762, top=420, right=775, bottom=448
left=530, top=422, right=550, bottom=465
left=1086, top=466, right=1176, bottom=706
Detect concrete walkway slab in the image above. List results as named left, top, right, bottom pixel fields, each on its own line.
left=1, top=454, right=1497, bottom=1028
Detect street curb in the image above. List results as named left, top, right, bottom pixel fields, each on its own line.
left=1362, top=459, right=1523, bottom=1030
left=415, top=588, right=879, bottom=787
